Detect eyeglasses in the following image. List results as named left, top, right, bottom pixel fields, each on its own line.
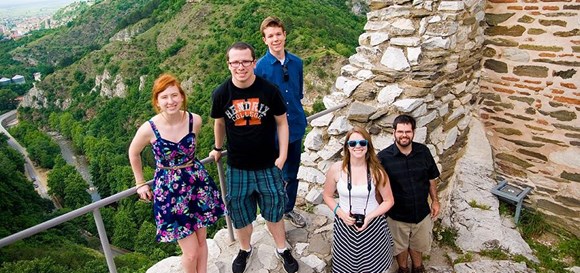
left=228, top=60, right=254, bottom=68
left=282, top=64, right=289, bottom=82
left=347, top=139, right=368, bottom=148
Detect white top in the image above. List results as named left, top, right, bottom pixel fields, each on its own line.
left=336, top=172, right=379, bottom=216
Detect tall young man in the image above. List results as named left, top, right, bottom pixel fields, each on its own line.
left=210, top=42, right=299, bottom=273
left=255, top=16, right=307, bottom=228
left=377, top=115, right=441, bottom=273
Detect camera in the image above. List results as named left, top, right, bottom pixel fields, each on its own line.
left=352, top=213, right=365, bottom=228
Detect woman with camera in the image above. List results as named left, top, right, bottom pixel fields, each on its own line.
left=323, top=127, right=395, bottom=273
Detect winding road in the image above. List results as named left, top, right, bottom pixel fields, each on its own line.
left=0, top=110, right=50, bottom=199
left=0, top=110, right=102, bottom=203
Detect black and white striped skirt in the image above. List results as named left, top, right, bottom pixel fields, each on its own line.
left=332, top=215, right=394, bottom=273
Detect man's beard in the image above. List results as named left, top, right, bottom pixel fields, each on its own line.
left=396, top=137, right=411, bottom=147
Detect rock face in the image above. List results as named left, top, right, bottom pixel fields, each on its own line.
left=109, top=21, right=147, bottom=42
left=91, top=69, right=127, bottom=98
left=441, top=119, right=537, bottom=262
left=21, top=86, right=48, bottom=109
left=480, top=0, right=580, bottom=235
left=146, top=213, right=335, bottom=273
left=454, top=261, right=534, bottom=273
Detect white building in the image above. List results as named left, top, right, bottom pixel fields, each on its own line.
left=11, top=75, right=25, bottom=84
left=0, top=77, right=10, bottom=86
left=33, top=72, right=41, bottom=81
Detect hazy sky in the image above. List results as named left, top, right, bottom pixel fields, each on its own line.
left=0, top=0, right=77, bottom=9
left=0, top=0, right=79, bottom=19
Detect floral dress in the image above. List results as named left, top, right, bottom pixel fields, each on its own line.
left=149, top=112, right=226, bottom=242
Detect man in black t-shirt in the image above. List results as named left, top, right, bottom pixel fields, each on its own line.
left=209, top=42, right=299, bottom=273
left=378, top=115, right=440, bottom=273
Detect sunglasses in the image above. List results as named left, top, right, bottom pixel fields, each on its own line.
left=282, top=64, right=289, bottom=82
left=347, top=139, right=368, bottom=147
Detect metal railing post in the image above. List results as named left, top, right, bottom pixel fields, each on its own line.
left=216, top=159, right=235, bottom=242
left=93, top=208, right=117, bottom=273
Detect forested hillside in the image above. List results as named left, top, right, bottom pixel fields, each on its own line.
left=2, top=0, right=365, bottom=271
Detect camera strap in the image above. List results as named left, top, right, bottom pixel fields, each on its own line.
left=347, top=162, right=372, bottom=216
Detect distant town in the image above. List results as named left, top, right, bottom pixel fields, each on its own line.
left=0, top=0, right=93, bottom=40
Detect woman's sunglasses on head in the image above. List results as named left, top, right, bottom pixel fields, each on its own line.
left=347, top=139, right=368, bottom=147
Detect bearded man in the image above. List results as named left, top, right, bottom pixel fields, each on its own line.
left=377, top=114, right=441, bottom=273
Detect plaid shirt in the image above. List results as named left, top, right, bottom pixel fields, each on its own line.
left=378, top=142, right=440, bottom=223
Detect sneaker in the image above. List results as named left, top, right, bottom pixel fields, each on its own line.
left=284, top=210, right=306, bottom=228
left=276, top=249, right=299, bottom=273
left=232, top=248, right=253, bottom=273
left=412, top=265, right=426, bottom=273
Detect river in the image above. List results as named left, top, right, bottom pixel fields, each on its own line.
left=50, top=132, right=102, bottom=201
left=0, top=110, right=101, bottom=202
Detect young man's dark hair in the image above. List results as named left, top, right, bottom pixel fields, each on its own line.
left=393, top=114, right=416, bottom=130
left=226, top=42, right=256, bottom=61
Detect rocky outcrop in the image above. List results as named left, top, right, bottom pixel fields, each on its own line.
left=109, top=20, right=147, bottom=42
left=91, top=69, right=127, bottom=98
left=146, top=213, right=335, bottom=273
left=441, top=118, right=537, bottom=262
left=20, top=85, right=48, bottom=109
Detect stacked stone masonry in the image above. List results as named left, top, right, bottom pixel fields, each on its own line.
left=298, top=0, right=579, bottom=237
left=300, top=0, right=486, bottom=232
left=480, top=0, right=580, bottom=235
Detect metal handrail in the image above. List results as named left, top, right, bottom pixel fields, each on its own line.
left=0, top=102, right=347, bottom=272
left=0, top=154, right=219, bottom=248
left=307, top=102, right=348, bottom=122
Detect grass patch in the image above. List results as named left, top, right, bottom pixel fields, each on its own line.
left=480, top=247, right=509, bottom=260
left=498, top=201, right=513, bottom=216
left=454, top=252, right=474, bottom=264
left=528, top=241, right=568, bottom=273
left=468, top=200, right=491, bottom=210
left=558, top=235, right=579, bottom=265
left=516, top=208, right=578, bottom=272
left=433, top=220, right=461, bottom=252
left=303, top=202, right=315, bottom=214
left=518, top=209, right=550, bottom=238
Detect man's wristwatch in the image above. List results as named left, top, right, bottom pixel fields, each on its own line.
left=213, top=146, right=223, bottom=151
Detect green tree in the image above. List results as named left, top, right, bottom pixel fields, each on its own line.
left=59, top=112, right=75, bottom=138
left=0, top=257, right=67, bottom=273
left=134, top=221, right=159, bottom=256
left=47, top=157, right=74, bottom=202
left=112, top=208, right=137, bottom=250
left=63, top=173, right=91, bottom=209
left=0, top=89, right=18, bottom=111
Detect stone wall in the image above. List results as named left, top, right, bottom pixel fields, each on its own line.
left=480, top=0, right=580, bottom=234
left=298, top=0, right=486, bottom=213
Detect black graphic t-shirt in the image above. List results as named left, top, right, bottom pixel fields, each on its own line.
left=211, top=76, right=287, bottom=170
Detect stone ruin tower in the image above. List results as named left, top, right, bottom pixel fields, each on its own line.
left=298, top=0, right=486, bottom=209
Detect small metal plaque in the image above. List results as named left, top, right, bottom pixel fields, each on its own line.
left=498, top=184, right=523, bottom=196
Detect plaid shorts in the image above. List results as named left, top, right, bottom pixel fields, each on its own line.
left=226, top=165, right=288, bottom=229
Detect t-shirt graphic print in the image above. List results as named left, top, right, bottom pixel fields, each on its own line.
left=210, top=76, right=287, bottom=170
left=226, top=98, right=269, bottom=126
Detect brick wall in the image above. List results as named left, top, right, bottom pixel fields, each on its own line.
left=480, top=0, right=579, bottom=234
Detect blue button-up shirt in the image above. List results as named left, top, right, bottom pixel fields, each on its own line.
left=255, top=50, right=307, bottom=143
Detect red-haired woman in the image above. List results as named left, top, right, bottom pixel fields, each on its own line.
left=129, top=74, right=225, bottom=273
left=323, top=126, right=395, bottom=273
